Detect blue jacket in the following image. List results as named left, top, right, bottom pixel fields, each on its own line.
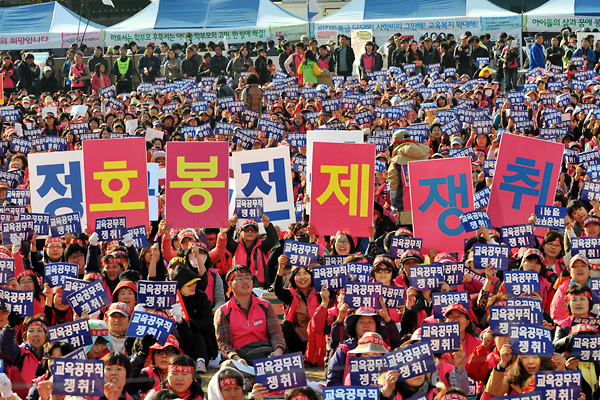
left=573, top=46, right=597, bottom=69
left=529, top=42, right=545, bottom=69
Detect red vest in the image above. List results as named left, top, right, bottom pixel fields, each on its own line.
left=220, top=296, right=271, bottom=350
left=141, top=366, right=162, bottom=396
left=284, top=288, right=319, bottom=323
left=232, top=239, right=269, bottom=286
left=206, top=268, right=219, bottom=305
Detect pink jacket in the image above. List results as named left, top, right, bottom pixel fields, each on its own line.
left=91, top=73, right=111, bottom=95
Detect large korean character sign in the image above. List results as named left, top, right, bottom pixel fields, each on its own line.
left=232, top=147, right=295, bottom=231
left=165, top=142, right=229, bottom=228
left=311, top=143, right=375, bottom=237
left=83, top=138, right=149, bottom=231
left=487, top=134, right=564, bottom=227
left=29, top=151, right=86, bottom=223
left=409, top=158, right=475, bottom=253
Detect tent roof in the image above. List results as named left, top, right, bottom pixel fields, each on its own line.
left=316, top=0, right=516, bottom=23
left=0, top=2, right=104, bottom=34
left=109, top=0, right=306, bottom=32
left=527, top=0, right=600, bottom=15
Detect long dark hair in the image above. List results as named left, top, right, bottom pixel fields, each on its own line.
left=94, top=63, right=103, bottom=77
left=163, top=355, right=204, bottom=399
left=507, top=356, right=554, bottom=387
left=301, top=50, right=317, bottom=66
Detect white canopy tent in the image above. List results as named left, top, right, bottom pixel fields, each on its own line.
left=523, top=0, right=600, bottom=32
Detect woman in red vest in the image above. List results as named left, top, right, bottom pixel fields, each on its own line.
left=103, top=352, right=139, bottom=400
left=135, top=334, right=183, bottom=396
left=145, top=355, right=204, bottom=400
left=274, top=255, right=321, bottom=356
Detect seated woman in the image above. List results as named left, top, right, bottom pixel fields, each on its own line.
left=103, top=352, right=140, bottom=400
left=144, top=355, right=203, bottom=400
left=206, top=366, right=267, bottom=400
left=28, top=341, right=75, bottom=400
left=379, top=366, right=440, bottom=399
left=136, top=335, right=183, bottom=396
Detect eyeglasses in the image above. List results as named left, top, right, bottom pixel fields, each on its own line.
left=233, top=276, right=253, bottom=282
left=446, top=314, right=467, bottom=321
left=155, top=348, right=178, bottom=356
left=374, top=267, right=393, bottom=274
left=47, top=244, right=63, bottom=250
left=336, top=240, right=350, bottom=245
left=69, top=253, right=84, bottom=260
left=242, top=226, right=258, bottom=232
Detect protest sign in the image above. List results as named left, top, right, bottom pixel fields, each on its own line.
left=311, top=142, right=375, bottom=237
left=282, top=240, right=319, bottom=268
left=487, top=134, right=564, bottom=227
left=126, top=225, right=149, bottom=249
left=474, top=187, right=491, bottom=210
left=500, top=224, right=536, bottom=248
left=45, top=263, right=79, bottom=288
left=535, top=371, right=582, bottom=400
left=489, top=306, right=540, bottom=336
left=48, top=319, right=93, bottom=348
left=349, top=355, right=388, bottom=386
left=62, top=277, right=90, bottom=304
left=322, top=255, right=346, bottom=266
left=409, top=158, right=474, bottom=253
left=322, top=387, right=380, bottom=400
left=388, top=236, right=423, bottom=257
left=345, top=282, right=382, bottom=309
left=0, top=288, right=34, bottom=316
left=67, top=280, right=111, bottom=316
left=125, top=310, right=175, bottom=345
left=421, top=322, right=460, bottom=353
left=472, top=243, right=510, bottom=270
left=52, top=359, right=104, bottom=396
left=408, top=264, right=444, bottom=291
left=534, top=205, right=566, bottom=229
left=381, top=285, right=405, bottom=308
left=432, top=291, right=469, bottom=319
left=346, top=262, right=373, bottom=283
left=442, top=262, right=485, bottom=287
left=233, top=146, right=295, bottom=232
left=165, top=142, right=229, bottom=229
left=504, top=271, right=541, bottom=296
left=312, top=264, right=346, bottom=291
left=572, top=335, right=600, bottom=362
left=460, top=211, right=492, bottom=232
left=385, top=342, right=436, bottom=380
left=254, top=352, right=307, bottom=392
left=137, top=281, right=177, bottom=309
left=1, top=219, right=33, bottom=244
left=6, top=189, right=30, bottom=206
left=0, top=258, right=14, bottom=286
left=95, top=216, right=126, bottom=241
left=234, top=197, right=263, bottom=221
left=509, top=324, right=553, bottom=355
left=49, top=212, right=82, bottom=237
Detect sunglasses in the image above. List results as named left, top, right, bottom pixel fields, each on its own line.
left=374, top=267, right=393, bottom=274
left=154, top=348, right=178, bottom=356
left=242, top=226, right=258, bottom=232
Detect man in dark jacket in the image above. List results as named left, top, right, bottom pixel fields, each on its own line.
left=278, top=42, right=292, bottom=72
left=208, top=45, right=228, bottom=77
left=392, top=37, right=409, bottom=68
left=333, top=35, right=355, bottom=76
left=546, top=36, right=565, bottom=67
left=137, top=44, right=160, bottom=83
left=317, top=45, right=335, bottom=72
left=470, top=36, right=489, bottom=77
left=454, top=34, right=472, bottom=77
left=17, top=54, right=39, bottom=94
left=254, top=47, right=271, bottom=85
left=88, top=46, right=109, bottom=73
left=422, top=37, right=441, bottom=73
left=181, top=46, right=200, bottom=79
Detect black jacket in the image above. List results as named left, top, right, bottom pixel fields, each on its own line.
left=208, top=55, right=228, bottom=77
left=181, top=57, right=200, bottom=78
left=333, top=45, right=355, bottom=73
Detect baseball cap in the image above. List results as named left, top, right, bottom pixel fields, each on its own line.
left=107, top=302, right=131, bottom=317
left=241, top=219, right=259, bottom=229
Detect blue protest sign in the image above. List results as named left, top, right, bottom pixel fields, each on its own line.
left=509, top=324, right=553, bottom=355
left=24, top=128, right=42, bottom=140
left=52, top=359, right=104, bottom=396
left=563, top=147, right=579, bottom=164
left=556, top=92, right=571, bottom=108
left=323, top=387, right=380, bottom=400
left=50, top=213, right=82, bottom=237
left=474, top=187, right=491, bottom=210
left=587, top=164, right=600, bottom=180
left=408, top=264, right=444, bottom=290
left=95, top=216, right=126, bottom=241
left=491, top=392, right=544, bottom=400
left=0, top=258, right=14, bottom=286
left=490, top=306, right=540, bottom=336
left=421, top=322, right=460, bottom=353
left=191, top=101, right=210, bottom=113
left=126, top=310, right=175, bottom=345
left=48, top=319, right=93, bottom=348
left=292, top=155, right=306, bottom=174
left=312, top=264, right=345, bottom=291
left=345, top=282, right=383, bottom=309
left=0, top=171, right=20, bottom=189
left=432, top=291, right=469, bottom=318
left=349, top=356, right=388, bottom=386
left=263, top=121, right=285, bottom=143
left=305, top=111, right=320, bottom=124
left=388, top=236, right=423, bottom=258
left=504, top=271, right=541, bottom=296
left=346, top=262, right=373, bottom=283
left=63, top=348, right=87, bottom=360
left=442, top=262, right=484, bottom=287
left=460, top=210, right=492, bottom=232
left=571, top=335, right=600, bottom=361
left=578, top=150, right=600, bottom=168
left=125, top=225, right=149, bottom=249
left=287, top=132, right=307, bottom=148
left=243, top=108, right=260, bottom=123
left=581, top=181, right=600, bottom=202
left=195, top=123, right=213, bottom=140
left=384, top=107, right=408, bottom=119
left=448, top=146, right=477, bottom=161
left=235, top=197, right=263, bottom=221
left=19, top=213, right=50, bottom=236
left=472, top=243, right=509, bottom=270
left=544, top=107, right=562, bottom=125
left=534, top=205, right=566, bottom=229
left=283, top=240, right=319, bottom=268
left=0, top=288, right=34, bottom=316
left=375, top=160, right=386, bottom=173
left=437, top=109, right=456, bottom=123
left=322, top=255, right=346, bottom=266
left=105, top=97, right=124, bottom=112
left=10, top=137, right=31, bottom=154
left=6, top=189, right=30, bottom=206
left=535, top=371, right=582, bottom=400
left=355, top=110, right=373, bottom=125
left=570, top=237, right=600, bottom=259
left=381, top=285, right=405, bottom=308
left=385, top=342, right=436, bottom=380
left=500, top=224, right=535, bottom=248
left=254, top=352, right=307, bottom=392
left=457, top=108, right=476, bottom=124
left=366, top=136, right=389, bottom=153
left=321, top=99, right=339, bottom=113
left=45, top=263, right=79, bottom=288
left=61, top=277, right=90, bottom=304
left=67, top=280, right=111, bottom=316
left=482, top=160, right=496, bottom=178
left=1, top=108, right=19, bottom=122
left=444, top=68, right=456, bottom=78
left=228, top=100, right=244, bottom=113
left=539, top=127, right=565, bottom=141
left=405, top=123, right=429, bottom=143
left=212, top=122, right=234, bottom=137
left=506, top=297, right=543, bottom=315
left=137, top=280, right=177, bottom=309
left=1, top=219, right=33, bottom=244
left=507, top=91, right=525, bottom=104
left=232, top=128, right=257, bottom=150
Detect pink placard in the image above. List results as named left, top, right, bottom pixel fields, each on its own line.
left=487, top=134, right=564, bottom=228
left=83, top=138, right=149, bottom=232
left=311, top=142, right=375, bottom=237
left=409, top=157, right=474, bottom=253
left=165, top=142, right=229, bottom=228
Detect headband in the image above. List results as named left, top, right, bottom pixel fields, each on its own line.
left=168, top=365, right=194, bottom=374
left=85, top=272, right=104, bottom=281
left=567, top=292, right=592, bottom=301
left=227, top=268, right=247, bottom=283
left=103, top=258, right=122, bottom=266
left=296, top=227, right=309, bottom=235
left=219, top=378, right=240, bottom=388
left=290, top=395, right=311, bottom=400
left=26, top=320, right=47, bottom=333
left=46, top=237, right=64, bottom=245
left=91, top=329, right=109, bottom=337
left=111, top=250, right=127, bottom=257
left=71, top=238, right=84, bottom=245
left=438, top=394, right=468, bottom=400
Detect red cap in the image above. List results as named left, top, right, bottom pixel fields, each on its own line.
left=177, top=229, right=197, bottom=243
left=373, top=255, right=394, bottom=269
left=585, top=216, right=600, bottom=227
left=444, top=303, right=469, bottom=318
left=522, top=248, right=546, bottom=266
left=241, top=219, right=259, bottom=229
left=106, top=302, right=131, bottom=317
left=395, top=227, right=414, bottom=237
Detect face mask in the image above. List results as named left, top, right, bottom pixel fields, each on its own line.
left=23, top=103, right=30, bottom=109
left=199, top=253, right=208, bottom=264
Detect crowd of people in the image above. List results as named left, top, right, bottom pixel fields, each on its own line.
left=0, top=25, right=597, bottom=400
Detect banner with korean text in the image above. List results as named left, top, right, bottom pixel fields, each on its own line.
left=232, top=147, right=295, bottom=231
left=311, top=142, right=375, bottom=237
left=29, top=151, right=86, bottom=228
left=82, top=138, right=149, bottom=232
left=409, top=158, right=474, bottom=253
left=165, top=142, right=229, bottom=228
left=487, top=134, right=564, bottom=227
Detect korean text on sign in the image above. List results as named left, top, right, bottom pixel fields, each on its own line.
left=48, top=319, right=93, bottom=348
left=0, top=288, right=34, bottom=316
left=282, top=240, right=319, bottom=268
left=421, top=322, right=460, bottom=353
left=432, top=291, right=469, bottom=319
left=504, top=271, right=541, bottom=296
left=384, top=342, right=435, bottom=381
left=500, top=224, right=535, bottom=248
left=535, top=371, right=582, bottom=400
left=344, top=282, right=382, bottom=309
left=509, top=324, right=553, bottom=355
left=67, top=280, right=111, bottom=316
left=125, top=310, right=175, bottom=345
left=322, top=387, right=380, bottom=400
left=312, top=265, right=345, bottom=291
left=408, top=264, right=444, bottom=290
left=95, top=216, right=127, bottom=241
left=45, top=263, right=79, bottom=288
left=472, top=243, right=509, bottom=270
left=254, top=352, right=307, bottom=392
left=137, top=280, right=177, bottom=309
left=349, top=356, right=388, bottom=386
left=52, top=359, right=104, bottom=396
left=388, top=236, right=423, bottom=257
